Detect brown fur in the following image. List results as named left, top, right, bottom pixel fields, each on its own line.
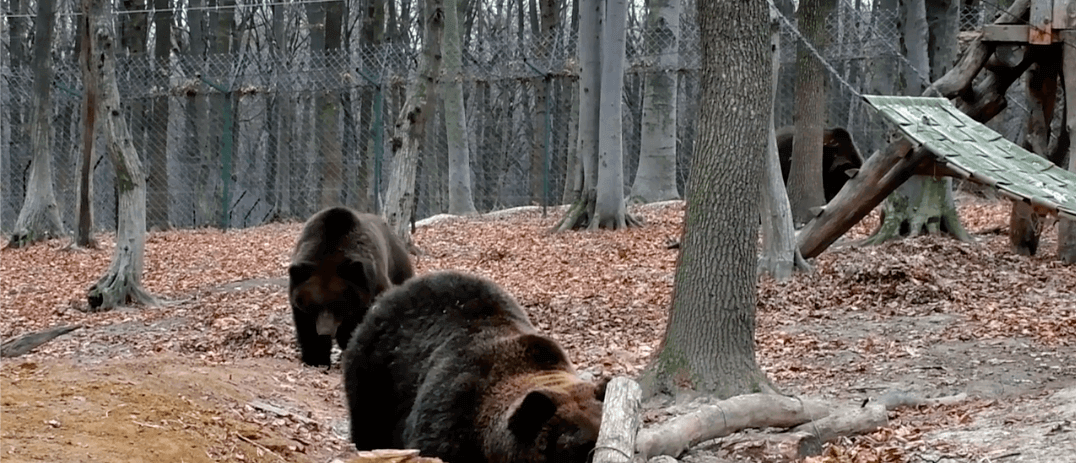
left=343, top=271, right=606, bottom=463
left=289, top=206, right=412, bottom=367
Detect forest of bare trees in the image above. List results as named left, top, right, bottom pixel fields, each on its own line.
left=1, top=0, right=1005, bottom=233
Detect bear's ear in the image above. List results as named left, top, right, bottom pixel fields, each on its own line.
left=594, top=377, right=611, bottom=402
left=341, top=259, right=379, bottom=295
left=519, top=335, right=567, bottom=368
left=508, top=391, right=557, bottom=441
left=289, top=263, right=315, bottom=284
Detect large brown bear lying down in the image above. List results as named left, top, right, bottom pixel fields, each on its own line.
left=289, top=206, right=413, bottom=367
left=343, top=271, right=608, bottom=463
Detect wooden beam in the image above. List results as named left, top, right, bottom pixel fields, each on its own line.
left=983, top=25, right=1032, bottom=42
left=798, top=140, right=929, bottom=259
left=1054, top=0, right=1075, bottom=29
left=1030, top=0, right=1054, bottom=44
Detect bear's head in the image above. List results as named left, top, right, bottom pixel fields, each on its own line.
left=502, top=374, right=609, bottom=463
left=289, top=256, right=379, bottom=336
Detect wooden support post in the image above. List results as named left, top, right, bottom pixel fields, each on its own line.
left=1010, top=53, right=1059, bottom=256
left=1059, top=30, right=1076, bottom=263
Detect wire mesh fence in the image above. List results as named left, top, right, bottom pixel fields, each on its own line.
left=0, top=0, right=1018, bottom=233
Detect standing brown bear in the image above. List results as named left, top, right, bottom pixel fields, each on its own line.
left=343, top=271, right=607, bottom=463
left=289, top=206, right=413, bottom=367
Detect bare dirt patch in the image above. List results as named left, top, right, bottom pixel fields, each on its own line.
left=3, top=195, right=1075, bottom=462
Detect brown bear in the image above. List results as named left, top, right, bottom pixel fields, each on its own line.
left=342, top=271, right=607, bottom=463
left=776, top=126, right=865, bottom=202
left=289, top=206, right=413, bottom=367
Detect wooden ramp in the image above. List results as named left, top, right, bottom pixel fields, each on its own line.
left=864, top=96, right=1076, bottom=220
left=797, top=95, right=1076, bottom=258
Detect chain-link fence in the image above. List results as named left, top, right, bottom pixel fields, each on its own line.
left=0, top=0, right=1019, bottom=233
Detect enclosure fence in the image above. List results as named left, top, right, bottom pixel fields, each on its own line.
left=1, top=0, right=1018, bottom=232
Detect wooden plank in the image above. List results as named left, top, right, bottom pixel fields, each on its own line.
left=1054, top=0, right=1074, bottom=29
left=1030, top=0, right=1054, bottom=44
left=982, top=24, right=1031, bottom=42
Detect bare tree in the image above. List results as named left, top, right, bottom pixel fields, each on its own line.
left=82, top=0, right=156, bottom=311
left=759, top=7, right=810, bottom=279
left=383, top=0, right=444, bottom=245
left=866, top=0, right=970, bottom=246
left=639, top=0, right=774, bottom=399
left=444, top=0, right=477, bottom=214
left=75, top=10, right=98, bottom=248
left=630, top=0, right=680, bottom=204
left=787, top=0, right=835, bottom=226
left=557, top=0, right=640, bottom=231
left=9, top=0, right=64, bottom=248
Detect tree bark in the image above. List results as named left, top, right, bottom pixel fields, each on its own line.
left=759, top=16, right=810, bottom=279
left=593, top=0, right=631, bottom=229
left=443, top=0, right=476, bottom=215
left=638, top=0, right=772, bottom=399
left=1059, top=31, right=1076, bottom=263
left=788, top=0, right=835, bottom=226
left=630, top=0, right=680, bottom=204
left=383, top=0, right=444, bottom=245
left=75, top=1, right=98, bottom=248
left=554, top=0, right=600, bottom=231
left=868, top=0, right=971, bottom=246
left=147, top=0, right=172, bottom=230
left=9, top=0, right=65, bottom=248
left=82, top=0, right=157, bottom=311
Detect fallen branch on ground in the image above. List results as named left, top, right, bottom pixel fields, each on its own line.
left=1, top=324, right=83, bottom=357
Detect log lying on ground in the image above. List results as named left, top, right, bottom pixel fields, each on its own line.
left=1, top=324, right=82, bottom=358
left=594, top=377, right=642, bottom=463
left=636, top=390, right=970, bottom=460
left=635, top=393, right=832, bottom=460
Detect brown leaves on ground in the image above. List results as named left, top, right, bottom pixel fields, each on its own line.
left=2, top=193, right=1075, bottom=462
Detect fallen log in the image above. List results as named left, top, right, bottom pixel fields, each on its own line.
left=634, top=394, right=831, bottom=460
left=594, top=377, right=642, bottom=463
left=1, top=324, right=83, bottom=358
left=790, top=402, right=888, bottom=445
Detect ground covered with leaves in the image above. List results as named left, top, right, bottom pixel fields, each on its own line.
left=2, top=193, right=1075, bottom=462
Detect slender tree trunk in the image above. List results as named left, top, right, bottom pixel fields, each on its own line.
left=147, top=0, right=171, bottom=230
left=593, top=0, right=631, bottom=229
left=1059, top=32, right=1076, bottom=263
left=788, top=0, right=835, bottom=226
left=630, top=0, right=680, bottom=204
left=75, top=6, right=98, bottom=247
left=383, top=0, right=444, bottom=245
left=639, top=0, right=773, bottom=400
left=759, top=16, right=809, bottom=279
left=444, top=0, right=476, bottom=215
left=9, top=0, right=65, bottom=248
left=82, top=0, right=156, bottom=311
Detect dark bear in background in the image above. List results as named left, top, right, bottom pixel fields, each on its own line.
left=343, top=271, right=607, bottom=463
left=776, top=126, right=865, bottom=202
left=289, top=206, right=413, bottom=367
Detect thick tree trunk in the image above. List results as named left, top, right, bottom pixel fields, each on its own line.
left=869, top=0, right=970, bottom=246
left=554, top=0, right=600, bottom=232
left=1010, top=57, right=1059, bottom=255
left=383, top=0, right=444, bottom=245
left=630, top=0, right=680, bottom=204
left=1059, top=31, right=1076, bottom=263
left=443, top=0, right=476, bottom=215
left=82, top=0, right=156, bottom=311
left=788, top=0, right=835, bottom=226
left=593, top=0, right=631, bottom=229
left=10, top=0, right=64, bottom=248
left=759, top=26, right=809, bottom=279
left=639, top=0, right=772, bottom=399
